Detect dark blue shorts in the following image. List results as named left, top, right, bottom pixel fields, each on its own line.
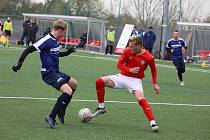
left=173, top=58, right=185, bottom=73
left=42, top=72, right=71, bottom=90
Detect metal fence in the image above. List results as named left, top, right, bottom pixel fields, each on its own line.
left=2, top=18, right=210, bottom=60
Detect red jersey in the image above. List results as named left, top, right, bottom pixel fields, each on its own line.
left=117, top=47, right=157, bottom=84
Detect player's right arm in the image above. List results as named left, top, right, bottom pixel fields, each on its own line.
left=166, top=39, right=173, bottom=53
left=116, top=49, right=131, bottom=73
left=12, top=46, right=36, bottom=72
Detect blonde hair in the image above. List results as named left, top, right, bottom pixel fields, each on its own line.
left=129, top=35, right=144, bottom=47
left=53, top=20, right=67, bottom=30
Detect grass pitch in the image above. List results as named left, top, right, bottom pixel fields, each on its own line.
left=0, top=46, right=210, bottom=140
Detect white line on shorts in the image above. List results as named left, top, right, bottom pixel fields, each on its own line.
left=0, top=96, right=210, bottom=107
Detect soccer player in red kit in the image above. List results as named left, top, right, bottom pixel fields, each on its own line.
left=91, top=35, right=160, bottom=132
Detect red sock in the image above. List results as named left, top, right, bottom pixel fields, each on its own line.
left=138, top=99, right=154, bottom=121
left=96, top=78, right=105, bottom=103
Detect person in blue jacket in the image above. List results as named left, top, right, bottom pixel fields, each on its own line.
left=144, top=26, right=156, bottom=53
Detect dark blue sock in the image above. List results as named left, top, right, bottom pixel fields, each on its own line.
left=49, top=93, right=72, bottom=119
left=62, top=89, right=76, bottom=113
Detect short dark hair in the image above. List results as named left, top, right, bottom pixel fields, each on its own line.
left=149, top=26, right=153, bottom=29
left=174, top=29, right=179, bottom=32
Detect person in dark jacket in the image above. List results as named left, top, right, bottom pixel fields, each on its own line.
left=76, top=32, right=87, bottom=48
left=20, top=18, right=30, bottom=45
left=144, top=26, right=156, bottom=53
left=29, top=18, right=38, bottom=44
left=0, top=20, right=3, bottom=32
left=43, top=27, right=51, bottom=36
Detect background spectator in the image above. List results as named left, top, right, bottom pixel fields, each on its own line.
left=144, top=26, right=156, bottom=53
left=105, top=26, right=115, bottom=55
left=77, top=32, right=87, bottom=48
left=29, top=18, right=38, bottom=45
left=20, top=18, right=30, bottom=46
left=43, top=27, right=51, bottom=36
left=0, top=21, right=3, bottom=32
left=3, top=17, right=13, bottom=43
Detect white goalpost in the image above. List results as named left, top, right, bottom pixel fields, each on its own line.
left=177, top=22, right=210, bottom=63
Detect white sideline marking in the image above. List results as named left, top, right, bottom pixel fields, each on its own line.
left=0, top=96, right=210, bottom=107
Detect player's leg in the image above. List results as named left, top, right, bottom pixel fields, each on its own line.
left=178, top=59, right=185, bottom=86
left=173, top=60, right=182, bottom=83
left=134, top=90, right=159, bottom=132
left=91, top=76, right=115, bottom=118
left=42, top=72, right=73, bottom=128
left=46, top=83, right=72, bottom=127
left=174, top=59, right=185, bottom=86
left=58, top=77, right=78, bottom=124
left=124, top=77, right=158, bottom=132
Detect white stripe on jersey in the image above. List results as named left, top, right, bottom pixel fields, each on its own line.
left=166, top=38, right=185, bottom=48
left=33, top=34, right=54, bottom=52
left=166, top=38, right=174, bottom=48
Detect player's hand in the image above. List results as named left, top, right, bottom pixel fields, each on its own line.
left=12, top=62, right=22, bottom=72
left=153, top=84, right=160, bottom=94
left=67, top=47, right=76, bottom=53
left=129, top=67, right=140, bottom=74
left=171, top=49, right=174, bottom=53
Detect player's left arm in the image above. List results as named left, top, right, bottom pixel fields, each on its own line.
left=182, top=40, right=187, bottom=53
left=149, top=58, right=160, bottom=94
left=59, top=47, right=76, bottom=57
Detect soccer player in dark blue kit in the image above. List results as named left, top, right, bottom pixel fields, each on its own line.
left=12, top=20, right=77, bottom=129
left=166, top=30, right=186, bottom=86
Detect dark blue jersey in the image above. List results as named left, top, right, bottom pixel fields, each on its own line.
left=33, top=34, right=60, bottom=76
left=166, top=38, right=185, bottom=60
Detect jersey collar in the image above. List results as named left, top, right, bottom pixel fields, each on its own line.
left=49, top=33, right=56, bottom=40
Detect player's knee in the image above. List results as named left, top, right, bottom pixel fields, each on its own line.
left=60, top=84, right=73, bottom=95
left=69, top=78, right=78, bottom=90
left=134, top=91, right=145, bottom=101
left=62, top=88, right=72, bottom=95
left=72, top=79, right=78, bottom=89
left=96, top=78, right=105, bottom=88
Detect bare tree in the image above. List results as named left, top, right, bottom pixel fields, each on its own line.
left=117, top=0, right=203, bottom=29
left=181, top=0, right=202, bottom=22
left=204, top=14, right=210, bottom=23
left=121, top=0, right=163, bottom=29
left=68, top=0, right=105, bottom=18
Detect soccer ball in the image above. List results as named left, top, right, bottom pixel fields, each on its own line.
left=78, top=108, right=92, bottom=123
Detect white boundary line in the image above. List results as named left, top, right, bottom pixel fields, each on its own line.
left=0, top=96, right=210, bottom=107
